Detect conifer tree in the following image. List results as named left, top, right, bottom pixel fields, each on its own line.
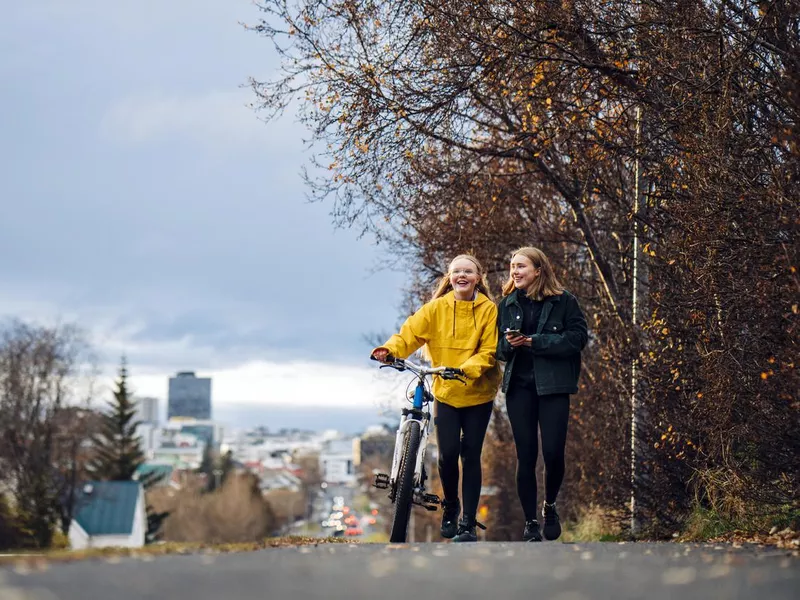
left=88, top=357, right=145, bottom=481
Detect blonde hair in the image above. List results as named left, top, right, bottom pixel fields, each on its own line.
left=501, top=247, right=564, bottom=300
left=431, top=254, right=494, bottom=302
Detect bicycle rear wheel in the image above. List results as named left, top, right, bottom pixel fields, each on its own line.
left=389, top=420, right=421, bottom=543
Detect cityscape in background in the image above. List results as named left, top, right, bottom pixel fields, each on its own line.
left=133, top=370, right=400, bottom=536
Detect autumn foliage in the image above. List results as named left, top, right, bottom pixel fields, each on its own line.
left=251, top=0, right=799, bottom=536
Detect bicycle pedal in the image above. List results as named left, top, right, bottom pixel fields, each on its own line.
left=421, top=493, right=441, bottom=505
left=373, top=473, right=390, bottom=489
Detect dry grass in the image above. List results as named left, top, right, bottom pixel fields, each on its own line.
left=155, top=473, right=279, bottom=544
left=263, top=489, right=306, bottom=524
left=561, top=504, right=624, bottom=542
left=361, top=531, right=390, bottom=543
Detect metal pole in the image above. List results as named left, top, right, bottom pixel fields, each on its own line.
left=631, top=105, right=642, bottom=536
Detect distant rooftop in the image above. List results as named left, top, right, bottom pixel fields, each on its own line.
left=73, top=481, right=141, bottom=536
left=134, top=463, right=174, bottom=482
left=323, top=438, right=355, bottom=454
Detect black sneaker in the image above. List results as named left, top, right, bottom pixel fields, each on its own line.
left=440, top=499, right=460, bottom=539
left=453, top=517, right=478, bottom=542
left=523, top=519, right=543, bottom=542
left=542, top=502, right=561, bottom=540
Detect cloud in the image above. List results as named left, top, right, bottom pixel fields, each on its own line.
left=127, top=359, right=410, bottom=412
left=0, top=295, right=371, bottom=376
left=100, top=90, right=281, bottom=148
left=0, top=0, right=410, bottom=416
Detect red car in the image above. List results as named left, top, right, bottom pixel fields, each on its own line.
left=344, top=525, right=363, bottom=536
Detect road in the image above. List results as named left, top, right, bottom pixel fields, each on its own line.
left=2, top=542, right=797, bottom=600
left=283, top=483, right=356, bottom=537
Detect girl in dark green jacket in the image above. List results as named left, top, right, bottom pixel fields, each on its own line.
left=496, top=247, right=588, bottom=542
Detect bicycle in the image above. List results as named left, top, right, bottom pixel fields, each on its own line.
left=371, top=356, right=466, bottom=543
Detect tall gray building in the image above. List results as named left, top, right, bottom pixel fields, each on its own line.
left=134, top=396, right=159, bottom=425
left=167, top=372, right=212, bottom=420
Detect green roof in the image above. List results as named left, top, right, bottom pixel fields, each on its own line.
left=134, top=463, right=173, bottom=482
left=73, top=481, right=141, bottom=536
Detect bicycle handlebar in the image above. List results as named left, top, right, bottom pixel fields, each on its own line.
left=372, top=355, right=465, bottom=381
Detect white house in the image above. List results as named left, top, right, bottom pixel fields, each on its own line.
left=68, top=481, right=146, bottom=550
left=319, top=438, right=357, bottom=484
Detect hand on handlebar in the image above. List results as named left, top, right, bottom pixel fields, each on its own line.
left=370, top=348, right=393, bottom=364
left=441, top=367, right=466, bottom=383
left=371, top=357, right=463, bottom=382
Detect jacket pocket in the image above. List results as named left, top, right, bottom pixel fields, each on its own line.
left=535, top=358, right=556, bottom=390
left=505, top=313, right=523, bottom=333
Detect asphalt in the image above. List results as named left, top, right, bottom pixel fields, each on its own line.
left=1, top=541, right=798, bottom=600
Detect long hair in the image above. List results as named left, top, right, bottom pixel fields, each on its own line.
left=501, top=247, right=564, bottom=300
left=431, top=254, right=494, bottom=301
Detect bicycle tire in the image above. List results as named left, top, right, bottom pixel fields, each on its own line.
left=389, top=420, right=421, bottom=543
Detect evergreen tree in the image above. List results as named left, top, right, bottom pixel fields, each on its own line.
left=196, top=445, right=236, bottom=493
left=197, top=441, right=217, bottom=493
left=88, top=357, right=169, bottom=542
left=88, top=357, right=145, bottom=481
left=219, top=450, right=235, bottom=489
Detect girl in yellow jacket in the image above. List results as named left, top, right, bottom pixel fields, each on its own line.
left=371, top=254, right=500, bottom=542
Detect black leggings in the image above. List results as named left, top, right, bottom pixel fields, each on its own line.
left=435, top=400, right=493, bottom=521
left=505, top=382, right=570, bottom=521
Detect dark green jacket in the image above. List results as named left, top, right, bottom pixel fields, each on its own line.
left=496, top=289, right=589, bottom=395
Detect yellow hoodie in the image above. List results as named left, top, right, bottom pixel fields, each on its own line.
left=375, top=291, right=500, bottom=408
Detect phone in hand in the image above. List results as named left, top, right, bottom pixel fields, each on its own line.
left=504, top=328, right=524, bottom=337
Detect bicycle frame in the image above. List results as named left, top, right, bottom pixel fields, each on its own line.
left=388, top=379, right=432, bottom=489
left=373, top=358, right=463, bottom=510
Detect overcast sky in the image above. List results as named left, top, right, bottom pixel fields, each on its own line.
left=0, top=0, right=412, bottom=429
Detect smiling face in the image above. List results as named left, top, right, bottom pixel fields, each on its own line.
left=510, top=253, right=540, bottom=290
left=449, top=257, right=480, bottom=300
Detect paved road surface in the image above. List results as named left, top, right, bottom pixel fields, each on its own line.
left=2, top=542, right=797, bottom=600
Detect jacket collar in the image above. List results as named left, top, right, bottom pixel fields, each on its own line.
left=444, top=290, right=489, bottom=307
left=508, top=288, right=562, bottom=306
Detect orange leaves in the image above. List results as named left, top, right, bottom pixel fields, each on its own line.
left=355, top=139, right=369, bottom=153
left=530, top=70, right=545, bottom=89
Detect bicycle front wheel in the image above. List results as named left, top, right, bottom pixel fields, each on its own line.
left=389, top=420, right=421, bottom=543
